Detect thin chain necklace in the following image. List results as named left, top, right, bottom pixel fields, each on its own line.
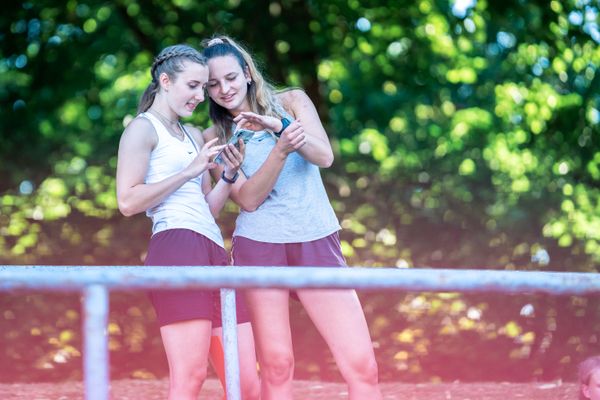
left=149, top=108, right=184, bottom=141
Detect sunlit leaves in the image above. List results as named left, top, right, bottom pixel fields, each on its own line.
left=459, top=158, right=476, bottom=176
left=418, top=14, right=456, bottom=58
left=451, top=108, right=493, bottom=138
left=543, top=185, right=600, bottom=262
left=587, top=152, right=600, bottom=180
left=446, top=66, right=477, bottom=84
left=389, top=116, right=407, bottom=133
left=357, top=128, right=389, bottom=161
left=4, top=0, right=599, bottom=271
left=2, top=0, right=600, bottom=384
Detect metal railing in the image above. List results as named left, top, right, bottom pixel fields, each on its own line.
left=1, top=265, right=599, bottom=400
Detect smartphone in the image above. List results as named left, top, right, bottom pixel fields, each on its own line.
left=214, top=129, right=255, bottom=164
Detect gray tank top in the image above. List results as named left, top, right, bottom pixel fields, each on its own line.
left=233, top=129, right=341, bottom=243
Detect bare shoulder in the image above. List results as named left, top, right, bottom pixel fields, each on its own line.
left=278, top=88, right=311, bottom=108
left=120, top=115, right=157, bottom=148
left=123, top=115, right=153, bottom=135
left=183, top=123, right=205, bottom=146
left=277, top=88, right=315, bottom=118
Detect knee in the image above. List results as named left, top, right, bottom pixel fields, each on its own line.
left=241, top=379, right=261, bottom=400
left=260, top=352, right=294, bottom=386
left=240, top=370, right=261, bottom=400
left=170, top=366, right=208, bottom=395
left=358, top=357, right=379, bottom=385
left=356, top=357, right=379, bottom=385
left=345, top=355, right=379, bottom=386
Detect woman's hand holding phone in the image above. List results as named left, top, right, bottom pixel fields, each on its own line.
left=183, top=137, right=223, bottom=179
left=214, top=129, right=253, bottom=165
left=221, top=139, right=245, bottom=180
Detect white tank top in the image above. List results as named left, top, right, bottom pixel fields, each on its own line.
left=141, top=112, right=224, bottom=247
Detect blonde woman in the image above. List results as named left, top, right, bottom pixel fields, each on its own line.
left=201, top=36, right=382, bottom=400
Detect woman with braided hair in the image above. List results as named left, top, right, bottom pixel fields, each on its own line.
left=201, top=36, right=382, bottom=400
left=116, top=44, right=259, bottom=400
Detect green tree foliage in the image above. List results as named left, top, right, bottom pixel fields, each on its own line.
left=318, top=0, right=600, bottom=271
left=1, top=0, right=598, bottom=382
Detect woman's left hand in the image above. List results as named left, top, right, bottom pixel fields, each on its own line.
left=233, top=111, right=281, bottom=132
left=219, top=139, right=245, bottom=180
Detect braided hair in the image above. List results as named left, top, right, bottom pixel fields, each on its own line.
left=137, top=44, right=207, bottom=114
left=202, top=35, right=285, bottom=142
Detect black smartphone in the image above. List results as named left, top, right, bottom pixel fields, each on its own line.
left=214, top=129, right=255, bottom=164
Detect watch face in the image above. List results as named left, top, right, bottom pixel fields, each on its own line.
left=276, top=118, right=291, bottom=137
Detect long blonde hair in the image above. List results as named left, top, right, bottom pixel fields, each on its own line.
left=138, top=44, right=207, bottom=114
left=202, top=35, right=286, bottom=142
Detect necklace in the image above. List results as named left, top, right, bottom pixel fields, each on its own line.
left=149, top=108, right=184, bottom=141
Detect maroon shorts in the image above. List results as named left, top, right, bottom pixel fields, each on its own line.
left=144, top=229, right=250, bottom=327
left=231, top=232, right=346, bottom=268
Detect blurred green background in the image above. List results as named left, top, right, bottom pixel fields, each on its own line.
left=1, top=0, right=599, bottom=384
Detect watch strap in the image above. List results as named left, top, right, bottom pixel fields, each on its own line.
left=221, top=170, right=239, bottom=184
left=274, top=117, right=291, bottom=137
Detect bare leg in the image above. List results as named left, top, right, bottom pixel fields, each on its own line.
left=160, top=319, right=213, bottom=400
left=208, top=334, right=227, bottom=398
left=211, top=322, right=260, bottom=400
left=245, top=288, right=294, bottom=400
left=297, top=289, right=382, bottom=400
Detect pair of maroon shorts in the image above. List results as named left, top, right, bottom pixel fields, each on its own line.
left=144, top=229, right=250, bottom=327
left=231, top=231, right=346, bottom=268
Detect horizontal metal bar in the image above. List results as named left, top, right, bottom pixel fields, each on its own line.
left=0, top=266, right=598, bottom=294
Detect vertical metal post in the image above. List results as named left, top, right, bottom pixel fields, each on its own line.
left=220, top=288, right=241, bottom=400
left=83, top=284, right=109, bottom=400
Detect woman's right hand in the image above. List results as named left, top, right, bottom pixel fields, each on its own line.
left=234, top=112, right=306, bottom=157
left=219, top=139, right=245, bottom=180
left=183, top=137, right=223, bottom=179
left=274, top=119, right=307, bottom=156
left=233, top=111, right=280, bottom=132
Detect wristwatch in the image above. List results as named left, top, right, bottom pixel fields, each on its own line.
left=221, top=170, right=239, bottom=184
left=274, top=117, right=291, bottom=137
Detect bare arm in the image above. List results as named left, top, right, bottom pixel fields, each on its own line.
left=279, top=89, right=334, bottom=168
left=231, top=143, right=288, bottom=212
left=233, top=89, right=334, bottom=168
left=223, top=89, right=333, bottom=211
left=204, top=126, right=290, bottom=212
left=199, top=126, right=245, bottom=217
left=116, top=118, right=220, bottom=217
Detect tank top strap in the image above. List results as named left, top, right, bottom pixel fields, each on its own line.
left=140, top=112, right=199, bottom=154
left=140, top=112, right=172, bottom=141
left=180, top=124, right=199, bottom=154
